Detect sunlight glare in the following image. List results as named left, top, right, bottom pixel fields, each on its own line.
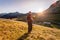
left=37, top=9, right=44, bottom=13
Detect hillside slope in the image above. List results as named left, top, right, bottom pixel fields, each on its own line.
left=0, top=19, right=60, bottom=40
left=39, top=0, right=60, bottom=22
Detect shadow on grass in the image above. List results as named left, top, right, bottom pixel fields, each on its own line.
left=17, top=32, right=31, bottom=40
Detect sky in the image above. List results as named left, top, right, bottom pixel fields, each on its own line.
left=0, top=0, right=58, bottom=13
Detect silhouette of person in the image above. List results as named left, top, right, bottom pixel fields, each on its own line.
left=27, top=11, right=33, bottom=33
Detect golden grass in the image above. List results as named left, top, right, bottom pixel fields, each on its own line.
left=0, top=18, right=60, bottom=40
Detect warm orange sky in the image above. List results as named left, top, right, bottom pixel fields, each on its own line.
left=0, top=0, right=57, bottom=13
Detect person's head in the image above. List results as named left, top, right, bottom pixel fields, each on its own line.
left=28, top=11, right=32, bottom=15
left=29, top=11, right=31, bottom=13
left=27, top=11, right=32, bottom=15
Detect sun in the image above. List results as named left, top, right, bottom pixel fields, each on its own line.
left=37, top=9, right=44, bottom=13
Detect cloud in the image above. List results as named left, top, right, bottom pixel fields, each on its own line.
left=0, top=0, right=58, bottom=13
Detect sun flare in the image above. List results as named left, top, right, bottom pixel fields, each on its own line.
left=37, top=9, right=44, bottom=13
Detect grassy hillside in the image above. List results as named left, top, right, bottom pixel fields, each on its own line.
left=0, top=19, right=60, bottom=40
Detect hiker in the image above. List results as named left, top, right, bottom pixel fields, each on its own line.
left=27, top=11, right=33, bottom=33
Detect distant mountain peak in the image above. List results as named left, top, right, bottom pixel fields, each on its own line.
left=44, top=0, right=60, bottom=14
left=50, top=0, right=60, bottom=8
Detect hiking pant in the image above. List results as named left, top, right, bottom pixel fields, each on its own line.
left=28, top=22, right=32, bottom=33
